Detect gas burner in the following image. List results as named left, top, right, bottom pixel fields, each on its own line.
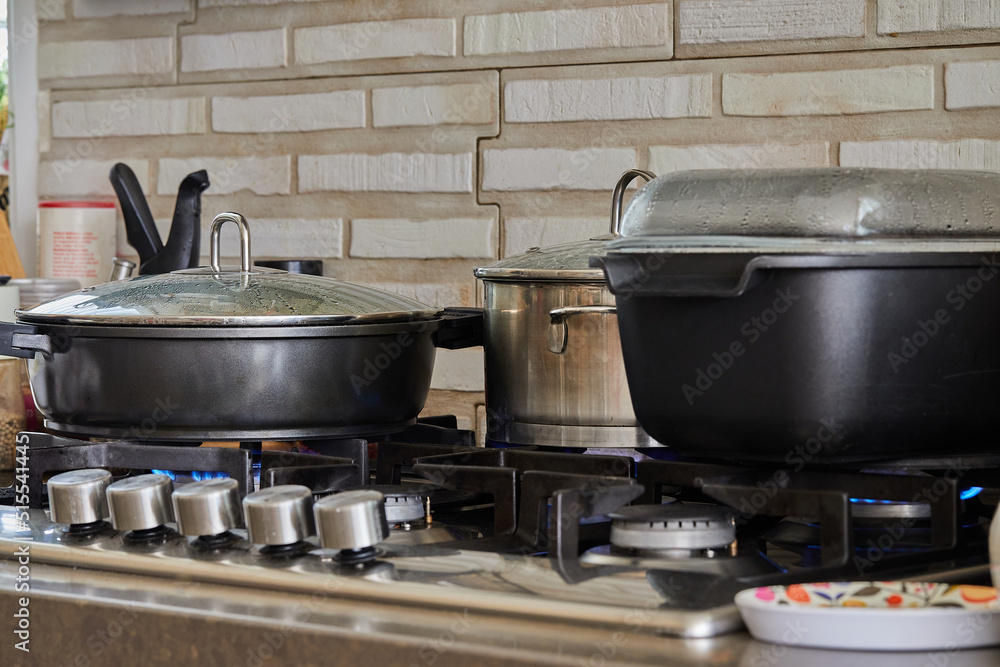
left=609, top=504, right=736, bottom=557
left=363, top=485, right=429, bottom=526
left=850, top=498, right=932, bottom=520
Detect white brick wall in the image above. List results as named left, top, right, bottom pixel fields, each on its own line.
left=207, top=218, right=343, bottom=259
left=505, top=74, right=712, bottom=123
left=199, top=0, right=321, bottom=4
left=351, top=218, right=496, bottom=258
left=39, top=159, right=149, bottom=197
left=366, top=282, right=468, bottom=308
left=840, top=139, right=1000, bottom=170
left=52, top=97, right=205, bottom=138
left=649, top=142, right=831, bottom=173
left=465, top=5, right=671, bottom=56
left=431, top=349, right=485, bottom=392
left=482, top=148, right=635, bottom=191
left=39, top=38, right=174, bottom=79
left=200, top=0, right=320, bottom=4
left=503, top=217, right=609, bottom=256
left=212, top=90, right=365, bottom=133
left=945, top=61, right=1000, bottom=109
left=181, top=29, right=287, bottom=72
left=678, top=0, right=865, bottom=44
left=299, top=153, right=474, bottom=193
left=39, top=0, right=67, bottom=20
left=295, top=19, right=457, bottom=64
left=158, top=156, right=291, bottom=195
left=878, top=0, right=1000, bottom=34
left=723, top=65, right=934, bottom=116
left=373, top=83, right=495, bottom=127
left=73, top=0, right=190, bottom=17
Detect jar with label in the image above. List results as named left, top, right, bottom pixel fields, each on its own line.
left=37, top=201, right=117, bottom=288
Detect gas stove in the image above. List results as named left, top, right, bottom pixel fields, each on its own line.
left=3, top=426, right=1000, bottom=665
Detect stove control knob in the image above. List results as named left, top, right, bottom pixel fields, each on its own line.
left=243, top=485, right=315, bottom=546
left=172, top=478, right=243, bottom=537
left=47, top=469, right=112, bottom=527
left=314, top=490, right=388, bottom=553
left=106, top=474, right=175, bottom=532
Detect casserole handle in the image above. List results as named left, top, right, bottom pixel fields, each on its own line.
left=547, top=305, right=616, bottom=354
left=0, top=323, right=52, bottom=359
left=610, top=169, right=656, bottom=236
left=432, top=307, right=483, bottom=350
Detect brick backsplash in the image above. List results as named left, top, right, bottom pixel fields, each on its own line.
left=39, top=0, right=1000, bottom=437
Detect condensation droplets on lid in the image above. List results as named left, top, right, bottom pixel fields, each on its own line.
left=612, top=168, right=1000, bottom=249
left=15, top=267, right=438, bottom=327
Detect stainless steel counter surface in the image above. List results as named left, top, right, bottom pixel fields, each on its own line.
left=5, top=559, right=1000, bottom=666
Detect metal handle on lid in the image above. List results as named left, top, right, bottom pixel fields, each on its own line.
left=610, top=170, right=656, bottom=236
left=210, top=212, right=252, bottom=273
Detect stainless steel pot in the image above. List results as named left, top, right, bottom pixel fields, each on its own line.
left=0, top=212, right=481, bottom=441
left=474, top=170, right=660, bottom=448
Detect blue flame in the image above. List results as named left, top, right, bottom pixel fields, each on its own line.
left=961, top=486, right=983, bottom=500
left=849, top=486, right=982, bottom=504
left=151, top=469, right=229, bottom=481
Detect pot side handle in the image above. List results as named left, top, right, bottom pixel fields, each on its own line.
left=432, top=307, right=483, bottom=350
left=547, top=305, right=616, bottom=354
left=0, top=323, right=51, bottom=359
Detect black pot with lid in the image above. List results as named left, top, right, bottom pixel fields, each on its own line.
left=0, top=212, right=482, bottom=441
left=593, top=168, right=1000, bottom=463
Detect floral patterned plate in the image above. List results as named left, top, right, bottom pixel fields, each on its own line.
left=735, top=582, right=1000, bottom=651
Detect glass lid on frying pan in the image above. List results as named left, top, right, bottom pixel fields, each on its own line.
left=608, top=168, right=1000, bottom=254
left=17, top=212, right=438, bottom=327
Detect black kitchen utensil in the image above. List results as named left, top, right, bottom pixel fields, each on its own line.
left=110, top=162, right=210, bottom=275
left=254, top=259, right=323, bottom=276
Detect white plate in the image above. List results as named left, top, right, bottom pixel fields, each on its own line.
left=735, top=581, right=1000, bottom=651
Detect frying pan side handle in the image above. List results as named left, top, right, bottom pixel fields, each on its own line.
left=547, top=305, right=616, bottom=354
left=432, top=307, right=483, bottom=350
left=0, top=323, right=51, bottom=359
left=210, top=212, right=252, bottom=273
left=610, top=169, right=655, bottom=236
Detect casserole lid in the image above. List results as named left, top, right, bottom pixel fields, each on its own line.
left=611, top=168, right=1000, bottom=245
left=594, top=168, right=1000, bottom=297
left=18, top=212, right=437, bottom=327
left=475, top=170, right=655, bottom=282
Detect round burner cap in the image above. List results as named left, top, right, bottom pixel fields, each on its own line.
left=365, top=485, right=428, bottom=524
left=609, top=504, right=736, bottom=551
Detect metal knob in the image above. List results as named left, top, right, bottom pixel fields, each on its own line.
left=243, top=485, right=314, bottom=546
left=47, top=469, right=111, bottom=526
left=172, top=478, right=243, bottom=537
left=106, top=474, right=174, bottom=532
left=314, top=490, right=388, bottom=551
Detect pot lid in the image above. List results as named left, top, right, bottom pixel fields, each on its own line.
left=474, top=237, right=616, bottom=282
left=476, top=169, right=655, bottom=282
left=612, top=168, right=1000, bottom=247
left=17, top=212, right=437, bottom=327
